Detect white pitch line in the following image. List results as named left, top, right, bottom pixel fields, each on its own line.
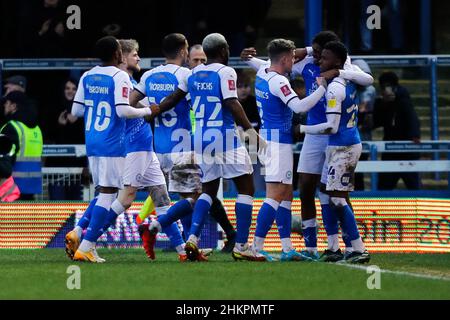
left=334, top=263, right=450, bottom=282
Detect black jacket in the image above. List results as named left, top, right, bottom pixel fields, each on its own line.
left=373, top=85, right=421, bottom=160
left=373, top=85, right=421, bottom=141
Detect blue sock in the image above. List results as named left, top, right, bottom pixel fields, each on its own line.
left=336, top=205, right=360, bottom=241
left=276, top=201, right=292, bottom=239
left=336, top=209, right=355, bottom=249
left=342, top=232, right=353, bottom=250
left=94, top=199, right=126, bottom=239
left=254, top=199, right=278, bottom=238
left=189, top=194, right=212, bottom=238
left=162, top=222, right=185, bottom=248
left=321, top=204, right=339, bottom=236
left=302, top=219, right=317, bottom=249
left=180, top=213, right=192, bottom=241
left=77, top=197, right=97, bottom=229
left=158, top=199, right=193, bottom=228
left=235, top=194, right=253, bottom=244
left=84, top=204, right=109, bottom=242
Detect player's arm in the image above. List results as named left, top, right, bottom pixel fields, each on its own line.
left=240, top=47, right=269, bottom=71
left=71, top=73, right=86, bottom=117
left=340, top=63, right=373, bottom=86
left=273, top=76, right=327, bottom=113
left=129, top=89, right=146, bottom=108
left=299, top=81, right=344, bottom=135
left=321, top=64, right=374, bottom=86
left=291, top=54, right=314, bottom=78
left=220, top=67, right=252, bottom=130
left=114, top=72, right=152, bottom=119
left=155, top=89, right=187, bottom=115
left=129, top=72, right=148, bottom=108
left=293, top=47, right=310, bottom=62
left=221, top=66, right=266, bottom=146
left=224, top=98, right=253, bottom=130
left=224, top=98, right=266, bottom=149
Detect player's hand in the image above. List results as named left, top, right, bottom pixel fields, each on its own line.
left=246, top=128, right=267, bottom=153
left=299, top=125, right=307, bottom=134
left=240, top=47, right=257, bottom=61
left=144, top=105, right=160, bottom=123
left=150, top=104, right=160, bottom=115
left=316, top=77, right=328, bottom=89
left=320, top=69, right=340, bottom=81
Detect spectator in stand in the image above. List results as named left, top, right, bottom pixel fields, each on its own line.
left=237, top=70, right=261, bottom=131
left=46, top=79, right=87, bottom=200
left=373, top=71, right=421, bottom=190
left=33, top=0, right=67, bottom=57
left=236, top=70, right=265, bottom=193
left=0, top=91, right=43, bottom=200
left=352, top=60, right=376, bottom=190
left=3, top=75, right=27, bottom=96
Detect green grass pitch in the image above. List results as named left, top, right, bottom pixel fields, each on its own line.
left=0, top=249, right=449, bottom=299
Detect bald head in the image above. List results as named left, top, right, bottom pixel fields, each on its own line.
left=202, top=33, right=229, bottom=63
left=188, top=44, right=207, bottom=68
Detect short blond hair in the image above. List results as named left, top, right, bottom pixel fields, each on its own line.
left=119, top=39, right=139, bottom=55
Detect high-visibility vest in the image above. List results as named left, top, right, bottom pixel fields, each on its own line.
left=0, top=176, right=20, bottom=202
left=0, top=120, right=43, bottom=194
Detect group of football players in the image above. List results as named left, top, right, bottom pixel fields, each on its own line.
left=64, top=29, right=372, bottom=264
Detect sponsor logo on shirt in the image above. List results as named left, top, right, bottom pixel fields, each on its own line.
left=122, top=87, right=129, bottom=98
left=280, top=84, right=292, bottom=97
left=328, top=98, right=337, bottom=108
left=228, top=80, right=236, bottom=91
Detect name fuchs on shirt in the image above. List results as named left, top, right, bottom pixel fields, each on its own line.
left=255, top=88, right=269, bottom=100
left=193, top=81, right=213, bottom=90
